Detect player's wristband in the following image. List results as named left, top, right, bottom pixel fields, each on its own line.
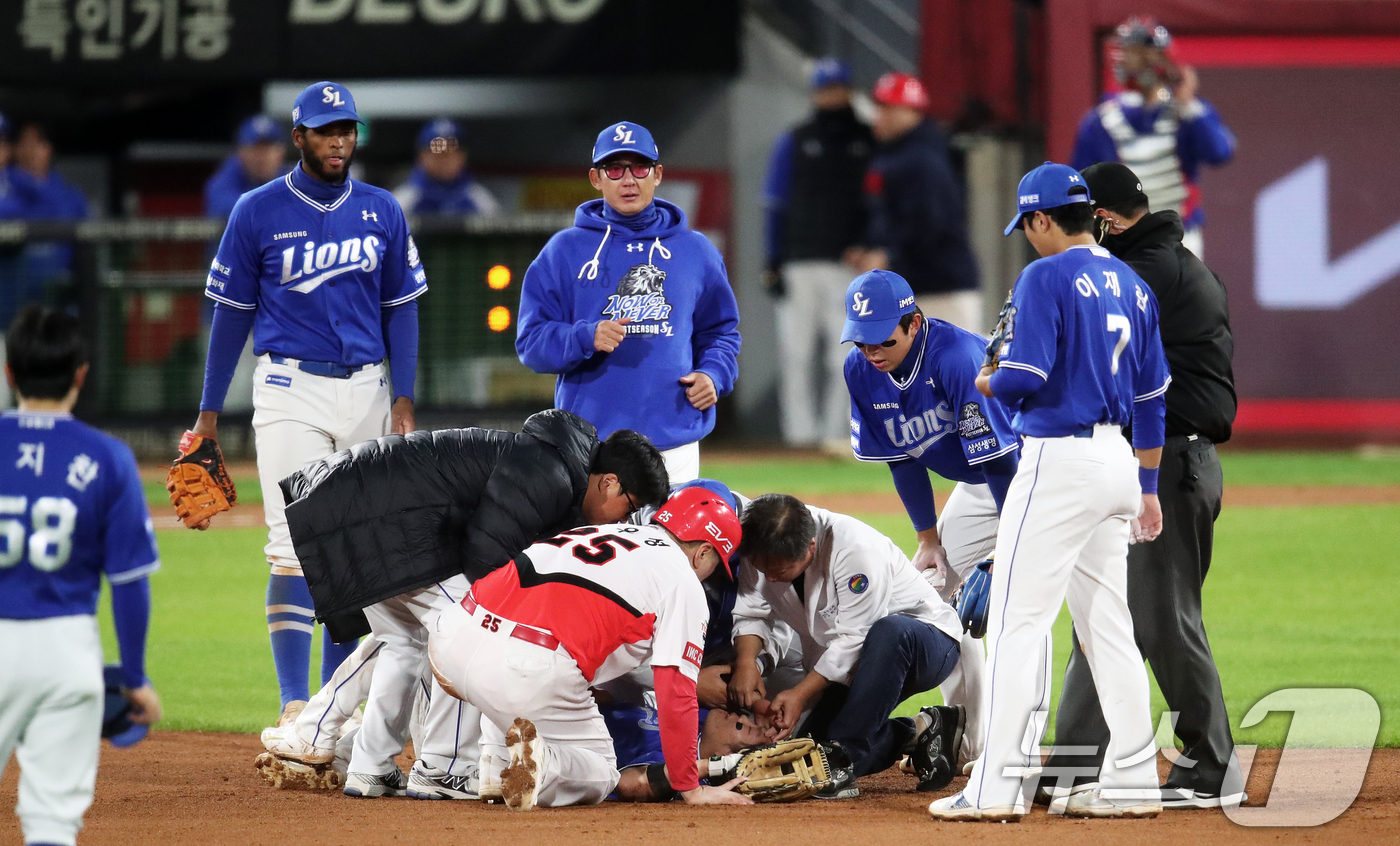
left=1138, top=465, right=1160, bottom=495
left=647, top=763, right=679, bottom=801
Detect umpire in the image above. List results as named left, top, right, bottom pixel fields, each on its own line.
left=1042, top=161, right=1242, bottom=810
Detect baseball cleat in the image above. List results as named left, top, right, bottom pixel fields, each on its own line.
left=260, top=724, right=336, bottom=765
left=961, top=759, right=975, bottom=777
left=277, top=700, right=307, bottom=728
left=1035, top=779, right=1097, bottom=813
left=503, top=718, right=543, bottom=811
left=898, top=755, right=915, bottom=775
left=814, top=742, right=858, bottom=799
left=1062, top=787, right=1162, bottom=818
left=407, top=761, right=480, bottom=800
left=928, top=792, right=1023, bottom=822
left=913, top=704, right=965, bottom=792
left=254, top=752, right=344, bottom=791
left=1160, top=786, right=1246, bottom=810
left=343, top=768, right=408, bottom=798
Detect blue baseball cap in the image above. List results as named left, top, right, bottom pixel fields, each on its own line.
left=236, top=114, right=281, bottom=146
left=292, top=81, right=361, bottom=129
left=591, top=121, right=659, bottom=164
left=417, top=117, right=463, bottom=151
left=101, top=665, right=149, bottom=748
left=1004, top=161, right=1092, bottom=235
left=811, top=57, right=852, bottom=89
left=840, top=270, right=918, bottom=345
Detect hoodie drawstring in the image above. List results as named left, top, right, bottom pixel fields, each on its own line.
left=648, top=237, right=671, bottom=266
left=578, top=224, right=612, bottom=281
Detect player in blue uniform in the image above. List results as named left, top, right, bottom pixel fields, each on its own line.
left=0, top=305, right=161, bottom=846
left=188, top=81, right=426, bottom=723
left=515, top=121, right=741, bottom=483
left=203, top=115, right=290, bottom=219
left=840, top=268, right=1027, bottom=771
left=931, top=163, right=1170, bottom=821
left=392, top=118, right=500, bottom=217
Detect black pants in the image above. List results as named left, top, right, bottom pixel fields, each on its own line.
left=1044, top=436, right=1242, bottom=795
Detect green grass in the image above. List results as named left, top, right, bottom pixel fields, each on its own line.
left=116, top=453, right=1399, bottom=747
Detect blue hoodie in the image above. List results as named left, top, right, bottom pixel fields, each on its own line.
left=516, top=199, right=741, bottom=451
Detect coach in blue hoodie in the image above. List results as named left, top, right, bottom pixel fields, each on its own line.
left=516, top=122, right=741, bottom=482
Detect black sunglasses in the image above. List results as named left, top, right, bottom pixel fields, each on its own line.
left=598, top=162, right=655, bottom=180
left=855, top=337, right=900, bottom=351
left=623, top=490, right=640, bottom=516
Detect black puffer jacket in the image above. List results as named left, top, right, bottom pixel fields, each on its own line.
left=280, top=409, right=597, bottom=641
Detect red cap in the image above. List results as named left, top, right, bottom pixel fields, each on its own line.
left=651, top=486, right=741, bottom=577
left=872, top=72, right=929, bottom=110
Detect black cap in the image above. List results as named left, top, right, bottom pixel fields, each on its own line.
left=1080, top=162, right=1149, bottom=212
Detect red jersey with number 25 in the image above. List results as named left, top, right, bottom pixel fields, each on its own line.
left=469, top=523, right=709, bottom=685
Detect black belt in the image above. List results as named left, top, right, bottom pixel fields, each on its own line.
left=268, top=355, right=373, bottom=379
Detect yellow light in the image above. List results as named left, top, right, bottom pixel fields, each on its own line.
left=487, top=265, right=512, bottom=290
left=487, top=306, right=512, bottom=333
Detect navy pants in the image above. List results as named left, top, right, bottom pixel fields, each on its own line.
left=801, top=615, right=960, bottom=777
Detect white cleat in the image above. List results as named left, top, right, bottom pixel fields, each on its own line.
left=928, top=792, right=1023, bottom=822
left=277, top=700, right=307, bottom=727
left=261, top=724, right=336, bottom=765
left=1063, top=787, right=1162, bottom=819
left=503, top=717, right=544, bottom=812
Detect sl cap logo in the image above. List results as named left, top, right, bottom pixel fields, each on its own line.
left=322, top=86, right=345, bottom=106
left=852, top=292, right=873, bottom=316
left=613, top=124, right=636, bottom=144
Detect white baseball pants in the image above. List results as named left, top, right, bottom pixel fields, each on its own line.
left=776, top=260, right=855, bottom=447
left=965, top=426, right=1158, bottom=810
left=429, top=601, right=619, bottom=807
left=348, top=576, right=482, bottom=777
left=0, top=616, right=104, bottom=846
left=660, top=441, right=700, bottom=484
left=915, top=290, right=984, bottom=335
left=252, top=355, right=391, bottom=575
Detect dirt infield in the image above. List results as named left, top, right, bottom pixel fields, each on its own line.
left=3, top=735, right=1395, bottom=845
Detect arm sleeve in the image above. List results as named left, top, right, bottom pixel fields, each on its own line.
left=109, top=579, right=151, bottom=690
left=1131, top=299, right=1171, bottom=450
left=515, top=245, right=600, bottom=374
left=889, top=459, right=937, bottom=531
left=1070, top=108, right=1118, bottom=171
left=1176, top=98, right=1237, bottom=169
left=989, top=366, right=1046, bottom=405
left=1132, top=392, right=1167, bottom=451
left=979, top=452, right=1018, bottom=513
left=381, top=299, right=419, bottom=403
left=691, top=245, right=742, bottom=396
left=812, top=544, right=892, bottom=685
left=762, top=132, right=795, bottom=267
left=198, top=303, right=256, bottom=412
left=654, top=666, right=701, bottom=792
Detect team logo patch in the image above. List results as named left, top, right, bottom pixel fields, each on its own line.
left=602, top=264, right=673, bottom=333
left=265, top=374, right=293, bottom=388
left=683, top=642, right=704, bottom=668
left=958, top=402, right=992, bottom=439
left=847, top=574, right=869, bottom=594
left=407, top=235, right=421, bottom=268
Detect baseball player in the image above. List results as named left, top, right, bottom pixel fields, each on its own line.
left=204, top=115, right=289, bottom=218
left=515, top=121, right=742, bottom=483
left=186, top=81, right=426, bottom=722
left=727, top=494, right=967, bottom=798
left=930, top=162, right=1169, bottom=821
left=427, top=487, right=752, bottom=809
left=604, top=701, right=775, bottom=801
left=840, top=268, right=1043, bottom=771
left=0, top=305, right=162, bottom=846
left=392, top=118, right=500, bottom=217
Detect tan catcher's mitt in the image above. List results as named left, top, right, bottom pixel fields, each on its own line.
left=733, top=738, right=832, bottom=803
left=166, top=430, right=237, bottom=529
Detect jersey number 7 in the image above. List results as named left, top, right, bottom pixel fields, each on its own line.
left=1106, top=314, right=1131, bottom=375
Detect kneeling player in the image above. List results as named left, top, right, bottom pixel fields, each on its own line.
left=427, top=487, right=752, bottom=809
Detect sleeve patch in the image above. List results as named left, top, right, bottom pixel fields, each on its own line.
left=847, top=574, right=869, bottom=594
left=958, top=402, right=992, bottom=439
left=407, top=235, right=421, bottom=269
left=682, top=642, right=704, bottom=669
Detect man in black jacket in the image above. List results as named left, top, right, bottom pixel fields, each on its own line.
left=762, top=58, right=873, bottom=450
left=1041, top=162, right=1242, bottom=811
left=269, top=409, right=669, bottom=800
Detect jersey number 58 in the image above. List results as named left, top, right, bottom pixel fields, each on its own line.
left=0, top=495, right=78, bottom=571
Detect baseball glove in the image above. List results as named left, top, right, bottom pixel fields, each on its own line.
left=166, top=430, right=237, bottom=529
left=730, top=738, right=831, bottom=803
left=983, top=289, right=1017, bottom=369
left=952, top=558, right=993, bottom=638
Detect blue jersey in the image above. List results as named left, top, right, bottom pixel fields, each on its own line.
left=203, top=155, right=288, bottom=219
left=205, top=166, right=427, bottom=367
left=845, top=319, right=1018, bottom=483
left=995, top=245, right=1170, bottom=438
left=602, top=701, right=666, bottom=770
left=0, top=412, right=160, bottom=620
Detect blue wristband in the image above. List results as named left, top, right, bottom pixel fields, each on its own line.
left=1138, top=465, right=1159, bottom=495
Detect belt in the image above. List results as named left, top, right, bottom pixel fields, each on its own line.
left=460, top=593, right=560, bottom=652
left=268, top=354, right=373, bottom=379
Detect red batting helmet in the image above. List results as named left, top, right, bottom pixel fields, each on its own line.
left=872, top=72, right=929, bottom=110
left=651, top=486, right=741, bottom=577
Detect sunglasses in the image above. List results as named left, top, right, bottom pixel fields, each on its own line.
left=598, top=162, right=655, bottom=180
left=855, top=337, right=900, bottom=351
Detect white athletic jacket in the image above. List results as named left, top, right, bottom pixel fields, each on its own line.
left=730, top=506, right=963, bottom=686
